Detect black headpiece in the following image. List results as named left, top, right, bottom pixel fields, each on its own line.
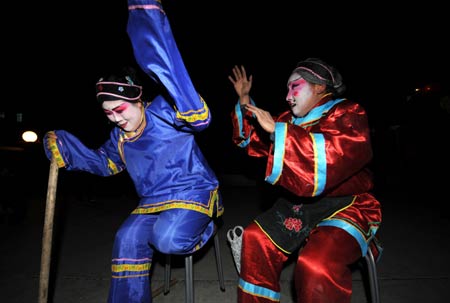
left=293, top=58, right=346, bottom=96
left=96, top=75, right=143, bottom=103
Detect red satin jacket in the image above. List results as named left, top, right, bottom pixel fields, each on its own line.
left=231, top=94, right=381, bottom=255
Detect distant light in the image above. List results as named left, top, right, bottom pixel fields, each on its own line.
left=22, top=131, right=38, bottom=143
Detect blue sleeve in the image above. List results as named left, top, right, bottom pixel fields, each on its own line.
left=43, top=130, right=125, bottom=176
left=127, top=0, right=211, bottom=131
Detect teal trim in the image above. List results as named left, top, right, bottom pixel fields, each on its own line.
left=235, top=101, right=249, bottom=147
left=235, top=102, right=244, bottom=136
left=235, top=99, right=256, bottom=148
left=238, top=137, right=250, bottom=148
left=317, top=219, right=369, bottom=256
left=265, top=123, right=287, bottom=184
left=291, top=98, right=345, bottom=126
left=239, top=278, right=281, bottom=301
left=311, top=133, right=326, bottom=195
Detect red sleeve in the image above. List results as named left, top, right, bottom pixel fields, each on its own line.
left=230, top=103, right=272, bottom=158
left=267, top=101, right=374, bottom=197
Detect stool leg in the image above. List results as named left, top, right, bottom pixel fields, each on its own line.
left=213, top=233, right=226, bottom=291
left=365, top=249, right=380, bottom=303
left=185, top=254, right=194, bottom=303
left=164, top=228, right=225, bottom=302
left=164, top=254, right=171, bottom=295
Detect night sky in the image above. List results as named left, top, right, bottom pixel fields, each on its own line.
left=4, top=1, right=449, bottom=174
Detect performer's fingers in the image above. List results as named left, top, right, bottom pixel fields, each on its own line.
left=231, top=65, right=240, bottom=79
left=240, top=65, right=247, bottom=79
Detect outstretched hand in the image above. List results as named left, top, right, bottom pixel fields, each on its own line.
left=228, top=65, right=252, bottom=105
left=244, top=104, right=275, bottom=134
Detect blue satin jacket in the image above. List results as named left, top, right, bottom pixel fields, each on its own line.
left=45, top=0, right=222, bottom=217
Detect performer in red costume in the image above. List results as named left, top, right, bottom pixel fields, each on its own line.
left=228, top=59, right=382, bottom=303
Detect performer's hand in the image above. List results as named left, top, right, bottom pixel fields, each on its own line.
left=244, top=104, right=275, bottom=134
left=43, top=131, right=66, bottom=168
left=228, top=65, right=252, bottom=105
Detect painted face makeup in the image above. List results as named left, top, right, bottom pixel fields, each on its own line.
left=286, top=74, right=318, bottom=118
left=102, top=100, right=142, bottom=131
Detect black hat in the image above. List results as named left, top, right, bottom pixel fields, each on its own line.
left=96, top=67, right=143, bottom=103
left=96, top=78, right=142, bottom=103
left=293, top=58, right=346, bottom=96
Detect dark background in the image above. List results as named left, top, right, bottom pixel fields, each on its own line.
left=6, top=1, right=448, bottom=119
left=2, top=0, right=449, bottom=200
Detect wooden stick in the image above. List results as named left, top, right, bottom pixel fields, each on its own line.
left=38, top=158, right=59, bottom=303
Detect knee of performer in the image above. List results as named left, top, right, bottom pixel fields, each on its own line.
left=296, top=252, right=326, bottom=280
left=153, top=232, right=192, bottom=255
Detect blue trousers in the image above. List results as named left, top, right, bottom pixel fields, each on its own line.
left=107, top=209, right=214, bottom=303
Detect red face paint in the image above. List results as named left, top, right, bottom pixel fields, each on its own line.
left=103, top=103, right=129, bottom=115
left=289, top=78, right=308, bottom=97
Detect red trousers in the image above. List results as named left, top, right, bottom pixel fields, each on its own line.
left=238, top=223, right=361, bottom=303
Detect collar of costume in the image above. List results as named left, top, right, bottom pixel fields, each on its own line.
left=96, top=81, right=143, bottom=103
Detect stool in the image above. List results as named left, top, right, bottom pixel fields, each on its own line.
left=361, top=236, right=382, bottom=303
left=163, top=231, right=226, bottom=303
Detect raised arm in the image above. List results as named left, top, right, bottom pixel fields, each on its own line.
left=126, top=0, right=210, bottom=129
left=228, top=65, right=252, bottom=105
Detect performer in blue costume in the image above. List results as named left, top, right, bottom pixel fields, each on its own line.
left=43, top=1, right=223, bottom=302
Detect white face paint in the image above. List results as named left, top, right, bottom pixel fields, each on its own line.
left=102, top=100, right=143, bottom=132
left=286, top=73, right=322, bottom=118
